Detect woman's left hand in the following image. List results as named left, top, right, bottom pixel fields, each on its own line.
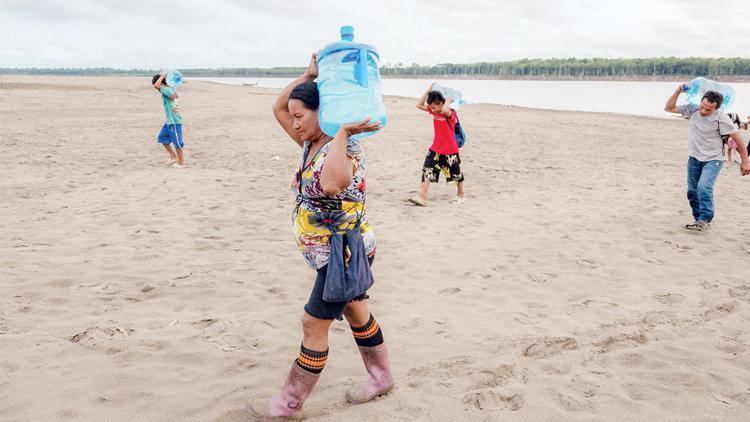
left=304, top=52, right=319, bottom=79
left=341, top=118, right=382, bottom=136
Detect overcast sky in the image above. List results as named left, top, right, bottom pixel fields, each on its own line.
left=2, top=0, right=749, bottom=69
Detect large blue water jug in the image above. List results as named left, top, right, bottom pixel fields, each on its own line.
left=164, top=69, right=183, bottom=88
left=684, top=77, right=735, bottom=110
left=317, top=26, right=386, bottom=139
left=432, top=83, right=466, bottom=109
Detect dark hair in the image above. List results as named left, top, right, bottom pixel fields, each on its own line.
left=151, top=74, right=168, bottom=86
left=426, top=90, right=445, bottom=105
left=728, top=112, right=741, bottom=127
left=289, top=81, right=319, bottom=110
left=702, top=90, right=724, bottom=108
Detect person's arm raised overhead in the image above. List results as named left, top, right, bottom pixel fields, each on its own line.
left=273, top=53, right=318, bottom=147
left=153, top=72, right=166, bottom=90
left=416, top=82, right=435, bottom=112
left=440, top=96, right=453, bottom=117
left=665, top=82, right=687, bottom=113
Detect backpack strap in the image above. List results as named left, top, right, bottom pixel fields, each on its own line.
left=718, top=117, right=728, bottom=157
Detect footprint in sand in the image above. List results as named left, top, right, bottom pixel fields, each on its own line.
left=716, top=338, right=746, bottom=355
left=728, top=285, right=750, bottom=301
left=556, top=374, right=602, bottom=411
left=652, top=292, right=686, bottom=305
left=671, top=243, right=693, bottom=252
left=576, top=258, right=599, bottom=268
left=593, top=331, right=647, bottom=353
left=623, top=383, right=647, bottom=401
left=702, top=301, right=738, bottom=321
left=463, top=389, right=525, bottom=411
left=527, top=273, right=547, bottom=283
left=513, top=311, right=546, bottom=325
left=522, top=337, right=578, bottom=358
left=69, top=325, right=134, bottom=354
left=191, top=318, right=218, bottom=329
left=729, top=388, right=750, bottom=404
left=265, top=286, right=286, bottom=296
left=439, top=287, right=462, bottom=294
left=191, top=318, right=259, bottom=352
left=469, top=364, right=527, bottom=389
left=557, top=390, right=596, bottom=412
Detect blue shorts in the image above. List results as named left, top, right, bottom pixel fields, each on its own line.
left=157, top=123, right=184, bottom=149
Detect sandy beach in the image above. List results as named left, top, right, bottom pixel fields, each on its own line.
left=2, top=76, right=749, bottom=421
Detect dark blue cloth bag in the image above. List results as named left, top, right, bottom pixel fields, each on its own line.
left=322, top=220, right=374, bottom=302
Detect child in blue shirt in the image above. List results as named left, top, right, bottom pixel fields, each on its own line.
left=152, top=73, right=185, bottom=168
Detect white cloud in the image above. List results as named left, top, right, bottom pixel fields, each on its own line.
left=1, top=0, right=748, bottom=68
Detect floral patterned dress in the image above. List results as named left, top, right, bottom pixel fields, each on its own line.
left=292, top=137, right=376, bottom=269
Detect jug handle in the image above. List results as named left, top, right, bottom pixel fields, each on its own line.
left=355, top=48, right=368, bottom=88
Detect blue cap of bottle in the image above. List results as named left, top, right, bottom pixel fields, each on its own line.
left=340, top=25, right=354, bottom=41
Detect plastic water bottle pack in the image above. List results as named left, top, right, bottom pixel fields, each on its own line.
left=432, top=83, right=466, bottom=109
left=683, top=77, right=734, bottom=110
left=316, top=26, right=386, bottom=139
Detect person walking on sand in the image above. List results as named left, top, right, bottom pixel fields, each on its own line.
left=247, top=53, right=394, bottom=419
left=408, top=83, right=466, bottom=206
left=664, top=85, right=750, bottom=232
left=725, top=113, right=742, bottom=166
left=152, top=73, right=185, bottom=168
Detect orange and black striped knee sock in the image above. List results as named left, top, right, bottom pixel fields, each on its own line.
left=295, top=343, right=328, bottom=374
left=351, top=314, right=384, bottom=348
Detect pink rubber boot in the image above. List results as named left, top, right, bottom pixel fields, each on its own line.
left=346, top=343, right=395, bottom=404
left=247, top=363, right=320, bottom=420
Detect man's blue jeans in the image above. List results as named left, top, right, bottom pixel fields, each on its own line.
left=687, top=156, right=723, bottom=223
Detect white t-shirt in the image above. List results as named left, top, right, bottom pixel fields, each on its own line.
left=678, top=103, right=737, bottom=162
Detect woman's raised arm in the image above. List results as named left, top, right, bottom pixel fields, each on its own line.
left=272, top=53, right=318, bottom=147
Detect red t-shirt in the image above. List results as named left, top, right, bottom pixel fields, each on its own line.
left=428, top=109, right=459, bottom=155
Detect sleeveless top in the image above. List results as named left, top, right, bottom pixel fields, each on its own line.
left=292, top=137, right=376, bottom=269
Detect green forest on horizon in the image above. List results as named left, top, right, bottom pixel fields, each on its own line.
left=3, top=57, right=750, bottom=80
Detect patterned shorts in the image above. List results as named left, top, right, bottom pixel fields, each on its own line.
left=421, top=150, right=465, bottom=183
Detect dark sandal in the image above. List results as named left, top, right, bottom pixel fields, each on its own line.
left=685, top=222, right=708, bottom=231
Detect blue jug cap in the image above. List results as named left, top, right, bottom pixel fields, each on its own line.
left=340, top=26, right=354, bottom=41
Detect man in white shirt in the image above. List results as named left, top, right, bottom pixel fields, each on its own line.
left=665, top=86, right=750, bottom=231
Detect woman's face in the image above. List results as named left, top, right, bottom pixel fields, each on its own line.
left=289, top=99, right=320, bottom=141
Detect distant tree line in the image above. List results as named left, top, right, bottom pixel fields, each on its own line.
left=4, top=58, right=750, bottom=79
left=380, top=57, right=750, bottom=78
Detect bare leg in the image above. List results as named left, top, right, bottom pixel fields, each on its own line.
left=175, top=147, right=184, bottom=165
left=162, top=144, right=176, bottom=161
left=419, top=181, right=430, bottom=201
left=726, top=148, right=733, bottom=165
left=456, top=181, right=465, bottom=199
left=301, top=312, right=334, bottom=351
left=343, top=300, right=371, bottom=327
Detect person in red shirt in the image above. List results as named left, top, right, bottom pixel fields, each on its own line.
left=409, top=83, right=466, bottom=206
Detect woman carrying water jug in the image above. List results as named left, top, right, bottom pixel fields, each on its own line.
left=248, top=53, right=394, bottom=419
